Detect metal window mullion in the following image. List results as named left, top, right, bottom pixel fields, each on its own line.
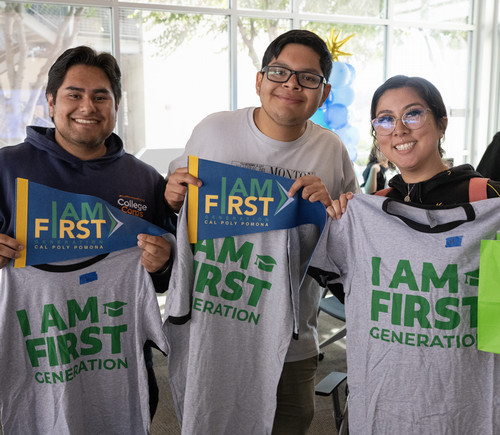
left=488, top=2, right=500, bottom=139
left=468, top=0, right=495, bottom=165
left=384, top=0, right=393, bottom=80
left=291, top=0, right=299, bottom=29
left=110, top=0, right=124, bottom=138
left=229, top=0, right=238, bottom=110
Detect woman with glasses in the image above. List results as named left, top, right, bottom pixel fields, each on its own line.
left=330, top=75, right=500, bottom=218
left=370, top=75, right=500, bottom=203
left=310, top=74, right=500, bottom=435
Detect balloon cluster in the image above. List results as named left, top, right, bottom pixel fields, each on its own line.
left=310, top=29, right=359, bottom=162
left=311, top=62, right=359, bottom=162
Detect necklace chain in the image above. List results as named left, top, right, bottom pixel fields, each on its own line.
left=404, top=183, right=415, bottom=202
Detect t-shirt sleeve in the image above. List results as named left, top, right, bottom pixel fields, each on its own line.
left=163, top=204, right=194, bottom=324
left=139, top=263, right=170, bottom=355
left=308, top=217, right=348, bottom=289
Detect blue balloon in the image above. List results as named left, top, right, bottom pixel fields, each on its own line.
left=344, top=63, right=356, bottom=85
left=336, top=124, right=360, bottom=148
left=310, top=108, right=329, bottom=128
left=324, top=103, right=348, bottom=130
left=336, top=124, right=359, bottom=162
left=333, top=85, right=355, bottom=107
left=329, top=62, right=350, bottom=89
left=320, top=90, right=334, bottom=110
left=346, top=143, right=358, bottom=162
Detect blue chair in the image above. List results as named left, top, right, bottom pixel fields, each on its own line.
left=318, top=288, right=346, bottom=352
left=316, top=285, right=348, bottom=432
left=315, top=371, right=348, bottom=434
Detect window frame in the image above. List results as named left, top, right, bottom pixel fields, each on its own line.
left=2, top=0, right=498, bottom=166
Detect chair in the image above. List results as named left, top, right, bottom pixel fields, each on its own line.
left=318, top=285, right=346, bottom=353
left=315, top=372, right=349, bottom=434
left=316, top=285, right=349, bottom=432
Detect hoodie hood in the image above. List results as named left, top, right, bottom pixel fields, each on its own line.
left=25, top=126, right=126, bottom=168
left=388, top=164, right=482, bottom=205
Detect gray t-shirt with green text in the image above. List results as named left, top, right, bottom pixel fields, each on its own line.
left=0, top=247, right=168, bottom=435
left=310, top=194, right=500, bottom=434
left=164, top=204, right=317, bottom=434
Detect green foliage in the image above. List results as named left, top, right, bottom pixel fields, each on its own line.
left=139, top=5, right=383, bottom=68
left=297, top=0, right=383, bottom=16
left=302, top=22, right=383, bottom=65
left=238, top=0, right=289, bottom=10
left=140, top=11, right=211, bottom=56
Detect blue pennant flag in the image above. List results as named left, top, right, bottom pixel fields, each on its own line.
left=187, top=156, right=327, bottom=243
left=14, top=178, right=166, bottom=268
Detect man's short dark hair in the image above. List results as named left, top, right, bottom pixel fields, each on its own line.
left=261, top=30, right=332, bottom=81
left=46, top=46, right=122, bottom=104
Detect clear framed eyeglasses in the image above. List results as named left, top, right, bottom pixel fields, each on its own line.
left=261, top=65, right=326, bottom=89
left=371, top=108, right=431, bottom=136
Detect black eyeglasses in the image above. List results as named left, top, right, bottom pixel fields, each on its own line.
left=261, top=65, right=326, bottom=89
left=371, top=108, right=431, bottom=136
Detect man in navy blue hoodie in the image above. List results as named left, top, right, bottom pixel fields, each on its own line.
left=0, top=46, right=175, bottom=417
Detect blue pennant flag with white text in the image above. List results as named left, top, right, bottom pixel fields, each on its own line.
left=187, top=156, right=327, bottom=243
left=14, top=178, right=166, bottom=268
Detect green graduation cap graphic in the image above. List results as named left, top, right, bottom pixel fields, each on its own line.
left=255, top=255, right=277, bottom=272
left=103, top=301, right=128, bottom=317
left=464, top=269, right=479, bottom=286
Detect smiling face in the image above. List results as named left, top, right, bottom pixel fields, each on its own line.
left=374, top=87, right=448, bottom=183
left=254, top=43, right=331, bottom=142
left=47, top=64, right=118, bottom=160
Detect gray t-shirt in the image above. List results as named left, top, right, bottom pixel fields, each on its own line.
left=310, top=194, right=500, bottom=434
left=168, top=106, right=359, bottom=363
left=164, top=204, right=312, bottom=434
left=0, top=247, right=169, bottom=435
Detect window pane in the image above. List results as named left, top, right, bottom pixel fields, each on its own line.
left=119, top=0, right=228, bottom=7
left=390, top=27, right=471, bottom=164
left=0, top=3, right=111, bottom=147
left=237, top=17, right=291, bottom=108
left=299, top=0, right=384, bottom=17
left=119, top=10, right=229, bottom=155
left=238, top=0, right=291, bottom=12
left=301, top=22, right=385, bottom=164
left=393, top=0, right=473, bottom=24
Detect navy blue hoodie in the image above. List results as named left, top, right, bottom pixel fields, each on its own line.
left=1, top=126, right=176, bottom=373
left=0, top=126, right=176, bottom=291
left=1, top=126, right=175, bottom=236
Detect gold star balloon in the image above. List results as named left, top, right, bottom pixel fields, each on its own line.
left=325, top=28, right=355, bottom=61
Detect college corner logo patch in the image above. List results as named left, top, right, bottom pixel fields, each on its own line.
left=14, top=178, right=166, bottom=268
left=186, top=156, right=327, bottom=243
